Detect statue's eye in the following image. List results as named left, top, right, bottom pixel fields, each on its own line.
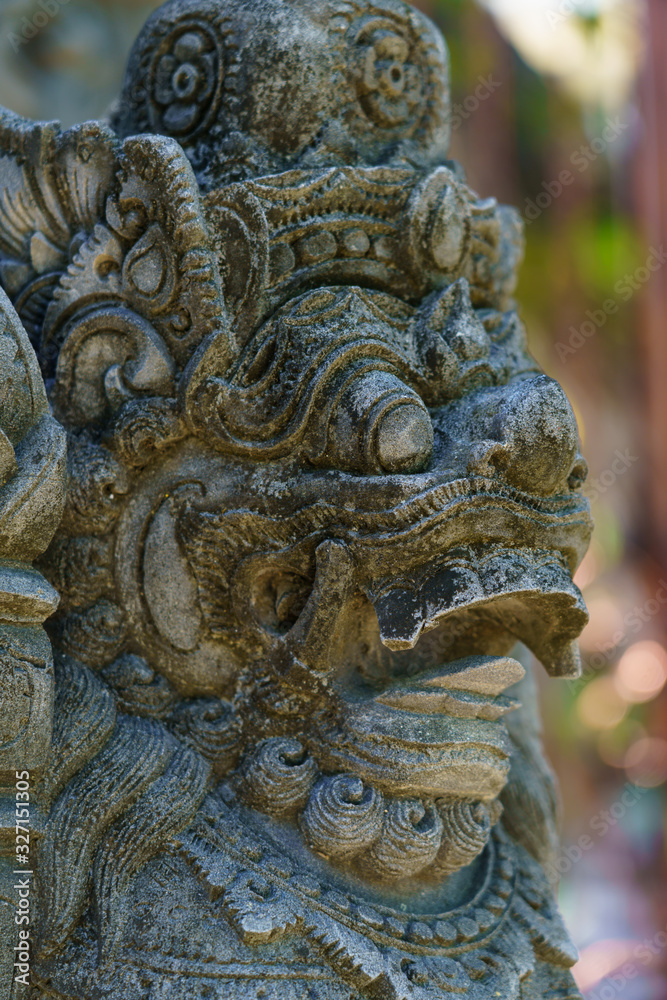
left=363, top=32, right=410, bottom=98
left=322, top=369, right=434, bottom=477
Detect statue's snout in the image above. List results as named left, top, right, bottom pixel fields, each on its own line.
left=467, top=375, right=587, bottom=496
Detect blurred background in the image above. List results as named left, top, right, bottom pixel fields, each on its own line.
left=0, top=0, right=665, bottom=995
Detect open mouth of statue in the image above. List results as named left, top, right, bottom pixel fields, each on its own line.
left=178, top=473, right=591, bottom=800
left=314, top=541, right=588, bottom=801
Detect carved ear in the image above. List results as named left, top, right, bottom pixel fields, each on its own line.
left=52, top=306, right=176, bottom=429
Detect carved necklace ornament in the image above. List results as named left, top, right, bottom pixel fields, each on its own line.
left=0, top=2, right=591, bottom=998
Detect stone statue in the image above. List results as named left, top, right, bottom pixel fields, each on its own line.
left=0, top=2, right=593, bottom=997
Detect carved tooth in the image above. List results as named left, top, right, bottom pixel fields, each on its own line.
left=530, top=553, right=572, bottom=588
left=374, top=656, right=524, bottom=717
left=511, top=597, right=587, bottom=677
left=474, top=694, right=522, bottom=721
left=420, top=558, right=483, bottom=633
left=532, top=639, right=582, bottom=679
left=528, top=554, right=588, bottom=613
left=284, top=539, right=355, bottom=672
left=373, top=545, right=588, bottom=677
left=474, top=549, right=588, bottom=678
left=372, top=586, right=424, bottom=650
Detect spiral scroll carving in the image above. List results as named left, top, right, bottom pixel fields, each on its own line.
left=434, top=800, right=494, bottom=876
left=240, top=738, right=318, bottom=818
left=168, top=698, right=242, bottom=777
left=300, top=774, right=384, bottom=859
left=364, top=798, right=443, bottom=880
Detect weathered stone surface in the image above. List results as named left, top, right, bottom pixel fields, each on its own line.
left=0, top=2, right=592, bottom=998
left=0, top=286, right=65, bottom=1000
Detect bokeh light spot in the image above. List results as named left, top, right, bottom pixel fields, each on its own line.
left=614, top=641, right=667, bottom=703
left=624, top=737, right=667, bottom=787
left=573, top=938, right=638, bottom=991
left=577, top=676, right=627, bottom=730
left=597, top=721, right=646, bottom=768
left=578, top=590, right=625, bottom=653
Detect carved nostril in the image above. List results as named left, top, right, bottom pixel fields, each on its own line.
left=376, top=404, right=434, bottom=475
left=568, top=454, right=589, bottom=491
left=489, top=375, right=580, bottom=496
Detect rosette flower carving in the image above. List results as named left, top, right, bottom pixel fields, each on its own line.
left=355, top=25, right=422, bottom=128
left=152, top=29, right=220, bottom=137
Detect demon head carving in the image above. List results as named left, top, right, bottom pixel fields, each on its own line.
left=0, top=1, right=592, bottom=997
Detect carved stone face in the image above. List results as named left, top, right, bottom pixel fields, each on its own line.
left=97, top=278, right=590, bottom=818
left=0, top=1, right=593, bottom=992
